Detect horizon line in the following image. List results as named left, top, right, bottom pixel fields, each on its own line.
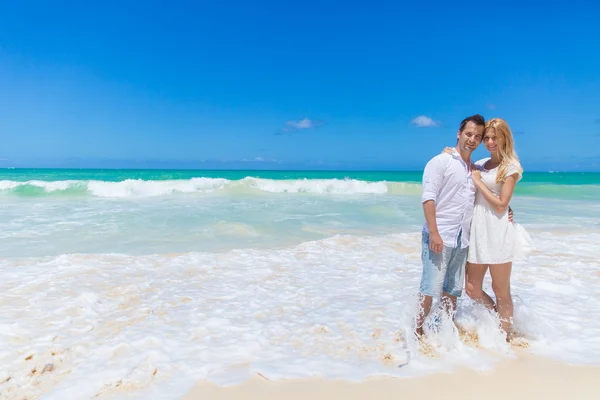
left=1, top=166, right=599, bottom=173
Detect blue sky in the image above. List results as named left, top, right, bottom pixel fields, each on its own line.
left=1, top=1, right=599, bottom=170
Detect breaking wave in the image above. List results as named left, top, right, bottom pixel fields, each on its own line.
left=0, top=178, right=422, bottom=198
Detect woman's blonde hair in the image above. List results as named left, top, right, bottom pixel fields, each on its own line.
left=484, top=118, right=523, bottom=183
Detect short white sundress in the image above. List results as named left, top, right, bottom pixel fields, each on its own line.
left=467, top=158, right=528, bottom=264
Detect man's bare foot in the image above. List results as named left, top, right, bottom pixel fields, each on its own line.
left=417, top=336, right=438, bottom=357
left=414, top=324, right=425, bottom=340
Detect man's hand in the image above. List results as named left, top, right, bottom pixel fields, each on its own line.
left=508, top=206, right=514, bottom=223
left=429, top=231, right=444, bottom=253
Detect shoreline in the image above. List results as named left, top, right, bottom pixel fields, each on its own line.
left=182, top=352, right=600, bottom=400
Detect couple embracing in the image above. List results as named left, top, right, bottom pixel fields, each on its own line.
left=415, top=114, right=527, bottom=341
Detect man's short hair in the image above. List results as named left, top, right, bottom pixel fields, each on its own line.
left=458, top=114, right=485, bottom=132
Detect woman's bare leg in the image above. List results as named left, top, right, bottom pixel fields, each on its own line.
left=465, top=262, right=495, bottom=310
left=489, top=262, right=513, bottom=335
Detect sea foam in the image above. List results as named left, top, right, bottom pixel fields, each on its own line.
left=1, top=230, right=600, bottom=399
left=0, top=177, right=397, bottom=198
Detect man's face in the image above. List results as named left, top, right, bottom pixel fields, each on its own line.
left=457, top=121, right=484, bottom=153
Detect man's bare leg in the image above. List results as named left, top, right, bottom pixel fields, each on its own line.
left=416, top=292, right=456, bottom=338
left=415, top=293, right=433, bottom=337
left=441, top=292, right=457, bottom=317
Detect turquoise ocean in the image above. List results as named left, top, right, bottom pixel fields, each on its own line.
left=2, top=168, right=600, bottom=399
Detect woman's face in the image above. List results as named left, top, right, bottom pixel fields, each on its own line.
left=483, top=128, right=501, bottom=153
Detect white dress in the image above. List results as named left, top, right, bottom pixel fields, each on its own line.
left=467, top=158, right=524, bottom=264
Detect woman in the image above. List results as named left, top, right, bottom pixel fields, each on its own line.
left=443, top=118, right=524, bottom=338
left=466, top=118, right=524, bottom=339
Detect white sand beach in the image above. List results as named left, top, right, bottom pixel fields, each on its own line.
left=183, top=352, right=600, bottom=400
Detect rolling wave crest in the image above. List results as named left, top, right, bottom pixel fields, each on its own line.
left=0, top=177, right=419, bottom=198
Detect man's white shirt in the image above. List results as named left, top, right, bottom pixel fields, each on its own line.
left=421, top=149, right=476, bottom=249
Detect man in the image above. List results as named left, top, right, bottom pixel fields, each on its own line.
left=415, top=114, right=485, bottom=337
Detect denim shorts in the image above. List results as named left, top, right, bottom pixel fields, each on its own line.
left=419, top=231, right=468, bottom=298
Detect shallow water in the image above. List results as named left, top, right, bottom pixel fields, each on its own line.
left=1, top=170, right=599, bottom=399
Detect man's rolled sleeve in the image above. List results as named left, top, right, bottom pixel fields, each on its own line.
left=421, top=155, right=446, bottom=204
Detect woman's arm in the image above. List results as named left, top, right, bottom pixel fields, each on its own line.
left=472, top=170, right=519, bottom=214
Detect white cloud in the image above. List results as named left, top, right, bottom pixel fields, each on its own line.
left=411, top=115, right=439, bottom=128
left=239, top=157, right=278, bottom=163
left=286, top=118, right=316, bottom=129
left=277, top=118, right=323, bottom=135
